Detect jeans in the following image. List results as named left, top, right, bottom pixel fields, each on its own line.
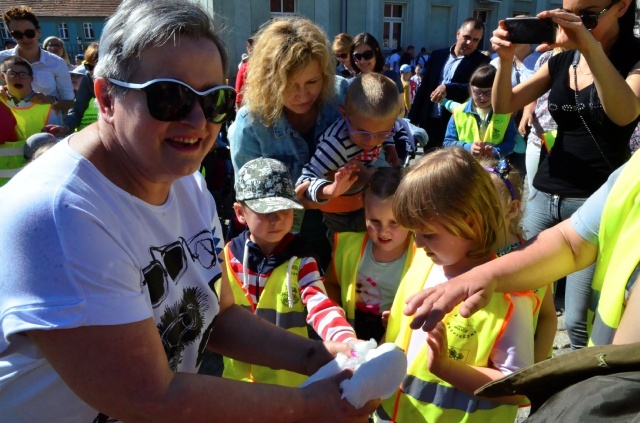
left=523, top=188, right=594, bottom=349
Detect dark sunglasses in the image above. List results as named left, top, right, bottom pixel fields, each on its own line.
left=352, top=50, right=375, bottom=62
left=9, top=29, right=37, bottom=40
left=578, top=0, right=618, bottom=30
left=83, top=62, right=95, bottom=72
left=108, top=78, right=236, bottom=124
left=335, top=52, right=349, bottom=60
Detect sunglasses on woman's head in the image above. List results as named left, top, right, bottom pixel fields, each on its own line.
left=9, top=29, right=37, bottom=40
left=352, top=50, right=375, bottom=62
left=83, top=62, right=95, bottom=72
left=576, top=0, right=618, bottom=30
left=108, top=78, right=236, bottom=124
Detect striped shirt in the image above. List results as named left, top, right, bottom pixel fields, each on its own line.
left=296, top=118, right=400, bottom=202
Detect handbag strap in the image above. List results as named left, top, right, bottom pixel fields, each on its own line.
left=571, top=50, right=614, bottom=171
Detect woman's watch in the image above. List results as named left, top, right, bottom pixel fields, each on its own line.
left=51, top=96, right=58, bottom=106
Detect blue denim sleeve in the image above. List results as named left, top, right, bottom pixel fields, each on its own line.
left=570, top=164, right=625, bottom=245
left=229, top=107, right=263, bottom=174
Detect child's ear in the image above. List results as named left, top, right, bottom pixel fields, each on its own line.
left=233, top=202, right=247, bottom=224
left=338, top=105, right=347, bottom=120
left=94, top=77, right=115, bottom=123
left=506, top=200, right=521, bottom=221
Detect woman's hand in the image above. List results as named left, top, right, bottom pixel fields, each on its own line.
left=490, top=21, right=517, bottom=62
left=536, top=9, right=597, bottom=53
left=295, top=181, right=323, bottom=209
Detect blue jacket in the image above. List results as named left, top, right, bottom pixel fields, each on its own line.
left=229, top=76, right=348, bottom=181
left=443, top=98, right=517, bottom=157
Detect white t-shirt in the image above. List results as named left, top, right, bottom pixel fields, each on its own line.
left=0, top=140, right=224, bottom=422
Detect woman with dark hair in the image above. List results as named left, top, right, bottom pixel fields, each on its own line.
left=349, top=33, right=404, bottom=113
left=490, top=0, right=640, bottom=350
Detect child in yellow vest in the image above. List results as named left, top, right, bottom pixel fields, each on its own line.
left=324, top=167, right=414, bottom=342
left=0, top=56, right=59, bottom=185
left=442, top=65, right=519, bottom=159
left=482, top=157, right=556, bottom=363
left=377, top=148, right=537, bottom=422
left=223, top=158, right=357, bottom=387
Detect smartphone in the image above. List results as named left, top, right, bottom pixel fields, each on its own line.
left=504, top=17, right=556, bottom=44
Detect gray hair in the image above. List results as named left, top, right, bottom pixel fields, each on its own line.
left=94, top=0, right=228, bottom=97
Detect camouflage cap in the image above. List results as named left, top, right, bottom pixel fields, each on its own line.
left=235, top=158, right=303, bottom=213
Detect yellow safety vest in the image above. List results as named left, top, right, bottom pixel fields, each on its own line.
left=0, top=101, right=52, bottom=185
left=452, top=103, right=511, bottom=146
left=77, top=98, right=99, bottom=131
left=222, top=244, right=308, bottom=386
left=588, top=151, right=640, bottom=346
left=332, top=232, right=415, bottom=325
left=378, top=249, right=521, bottom=423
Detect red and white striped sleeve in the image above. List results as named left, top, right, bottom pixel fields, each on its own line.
left=298, top=257, right=356, bottom=343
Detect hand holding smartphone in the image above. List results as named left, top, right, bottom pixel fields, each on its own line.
left=504, top=17, right=556, bottom=44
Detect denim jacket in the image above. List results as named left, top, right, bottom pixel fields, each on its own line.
left=229, top=76, right=348, bottom=181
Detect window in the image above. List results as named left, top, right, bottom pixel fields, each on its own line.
left=472, top=9, right=492, bottom=50
left=83, top=23, right=95, bottom=39
left=383, top=3, right=404, bottom=50
left=58, top=22, right=69, bottom=39
left=0, top=22, right=9, bottom=40
left=270, top=0, right=296, bottom=16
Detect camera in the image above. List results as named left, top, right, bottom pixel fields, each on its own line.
left=504, top=17, right=556, bottom=44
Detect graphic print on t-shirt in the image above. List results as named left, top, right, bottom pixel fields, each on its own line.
left=141, top=228, right=224, bottom=370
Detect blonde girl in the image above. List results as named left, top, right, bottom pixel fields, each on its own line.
left=378, top=147, right=536, bottom=422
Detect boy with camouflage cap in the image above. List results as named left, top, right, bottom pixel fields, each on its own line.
left=222, top=158, right=357, bottom=387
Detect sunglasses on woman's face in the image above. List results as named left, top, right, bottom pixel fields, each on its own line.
left=335, top=52, right=349, bottom=60
left=577, top=0, right=617, bottom=30
left=352, top=50, right=375, bottom=62
left=108, top=78, right=236, bottom=124
left=9, top=29, right=37, bottom=40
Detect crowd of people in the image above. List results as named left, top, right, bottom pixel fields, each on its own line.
left=0, top=0, right=639, bottom=421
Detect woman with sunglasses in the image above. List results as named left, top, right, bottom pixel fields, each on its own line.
left=229, top=17, right=349, bottom=270
left=0, top=1, right=379, bottom=422
left=491, top=0, right=640, bottom=350
left=43, top=36, right=75, bottom=71
left=0, top=6, right=74, bottom=116
left=45, top=42, right=100, bottom=137
left=349, top=33, right=405, bottom=115
left=333, top=33, right=355, bottom=78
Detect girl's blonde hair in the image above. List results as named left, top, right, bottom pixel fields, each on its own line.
left=393, top=148, right=504, bottom=259
left=43, top=36, right=70, bottom=64
left=244, top=17, right=335, bottom=126
left=480, top=157, right=525, bottom=240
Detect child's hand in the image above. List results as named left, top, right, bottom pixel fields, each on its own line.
left=322, top=163, right=359, bottom=199
left=482, top=144, right=495, bottom=158
left=470, top=141, right=484, bottom=157
left=294, top=180, right=323, bottom=209
left=381, top=311, right=390, bottom=329
left=426, top=321, right=451, bottom=376
left=0, top=86, right=8, bottom=102
left=43, top=125, right=70, bottom=137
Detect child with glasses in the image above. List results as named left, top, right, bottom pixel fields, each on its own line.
left=295, top=72, right=408, bottom=239
left=442, top=65, right=520, bottom=159
left=0, top=56, right=59, bottom=185
left=223, top=158, right=357, bottom=387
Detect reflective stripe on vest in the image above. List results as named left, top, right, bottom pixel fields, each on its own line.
left=379, top=249, right=519, bottom=422
left=222, top=245, right=308, bottom=386
left=332, top=232, right=415, bottom=326
left=0, top=102, right=49, bottom=185
left=452, top=104, right=511, bottom=145
left=588, top=151, right=640, bottom=346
